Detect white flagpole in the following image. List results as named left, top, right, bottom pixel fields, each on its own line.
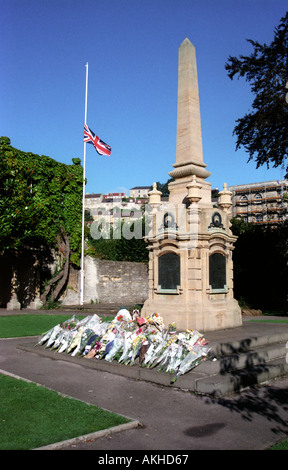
left=80, top=62, right=88, bottom=305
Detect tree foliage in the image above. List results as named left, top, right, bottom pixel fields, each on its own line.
left=0, top=137, right=83, bottom=303
left=150, top=178, right=174, bottom=197
left=87, top=218, right=149, bottom=263
left=231, top=218, right=288, bottom=312
left=0, top=137, right=83, bottom=261
left=225, top=12, right=288, bottom=177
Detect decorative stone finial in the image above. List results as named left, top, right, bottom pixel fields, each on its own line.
left=148, top=182, right=162, bottom=205
left=218, top=183, right=233, bottom=211
left=186, top=175, right=202, bottom=204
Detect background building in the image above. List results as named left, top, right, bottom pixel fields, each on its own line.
left=85, top=186, right=151, bottom=227
left=229, top=180, right=288, bottom=224
left=129, top=186, right=151, bottom=199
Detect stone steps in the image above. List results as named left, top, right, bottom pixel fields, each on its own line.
left=60, top=303, right=126, bottom=316
left=196, top=341, right=287, bottom=375
left=193, top=357, right=288, bottom=397
left=190, top=329, right=288, bottom=396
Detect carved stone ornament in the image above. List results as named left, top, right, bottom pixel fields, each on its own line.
left=162, top=212, right=178, bottom=230
left=208, top=211, right=224, bottom=229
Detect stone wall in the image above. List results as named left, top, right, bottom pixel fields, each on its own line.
left=63, top=256, right=149, bottom=306
left=1, top=251, right=149, bottom=309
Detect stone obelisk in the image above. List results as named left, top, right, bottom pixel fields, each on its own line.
left=169, top=38, right=211, bottom=207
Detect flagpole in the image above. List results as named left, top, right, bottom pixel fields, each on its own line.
left=80, top=62, right=88, bottom=305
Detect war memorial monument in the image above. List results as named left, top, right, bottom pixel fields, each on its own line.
left=142, top=38, right=242, bottom=332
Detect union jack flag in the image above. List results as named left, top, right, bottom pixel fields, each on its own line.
left=84, top=124, right=111, bottom=156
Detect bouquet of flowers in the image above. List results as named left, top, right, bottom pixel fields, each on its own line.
left=71, top=328, right=96, bottom=356
left=105, top=332, right=124, bottom=362
left=124, top=332, right=147, bottom=366
left=146, top=313, right=164, bottom=331
left=165, top=341, right=186, bottom=374
left=66, top=326, right=84, bottom=354
left=60, top=317, right=79, bottom=331
left=57, top=329, right=75, bottom=353
left=37, top=315, right=80, bottom=349
left=118, top=331, right=134, bottom=363
left=36, top=309, right=211, bottom=382
left=152, top=334, right=178, bottom=370
left=50, top=329, right=68, bottom=350
left=157, top=336, right=180, bottom=372
left=45, top=324, right=63, bottom=349
left=83, top=333, right=99, bottom=355
left=168, top=322, right=177, bottom=335
left=94, top=327, right=117, bottom=359
left=84, top=340, right=103, bottom=358
left=171, top=344, right=210, bottom=383
left=143, top=334, right=167, bottom=368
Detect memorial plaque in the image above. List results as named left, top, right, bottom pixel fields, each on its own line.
left=209, top=253, right=226, bottom=290
left=158, top=253, right=180, bottom=290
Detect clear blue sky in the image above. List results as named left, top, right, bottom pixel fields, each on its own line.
left=1, top=0, right=287, bottom=195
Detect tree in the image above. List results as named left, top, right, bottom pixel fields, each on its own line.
left=225, top=13, right=288, bottom=177
left=0, top=137, right=83, bottom=303
left=87, top=218, right=149, bottom=263
left=231, top=218, right=288, bottom=312
left=150, top=178, right=174, bottom=197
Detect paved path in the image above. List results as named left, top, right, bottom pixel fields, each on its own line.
left=1, top=332, right=288, bottom=450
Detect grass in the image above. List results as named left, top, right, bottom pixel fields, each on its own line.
left=0, top=374, right=130, bottom=450
left=0, top=314, right=113, bottom=338
left=270, top=438, right=288, bottom=450
left=0, top=313, right=129, bottom=449
left=249, top=319, right=288, bottom=324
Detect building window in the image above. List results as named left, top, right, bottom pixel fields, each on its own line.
left=254, top=193, right=262, bottom=204
left=256, top=214, right=263, bottom=222
left=239, top=195, right=248, bottom=205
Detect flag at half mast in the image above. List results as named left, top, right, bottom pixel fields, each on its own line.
left=84, top=124, right=111, bottom=156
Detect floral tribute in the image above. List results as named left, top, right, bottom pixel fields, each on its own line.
left=36, top=309, right=210, bottom=383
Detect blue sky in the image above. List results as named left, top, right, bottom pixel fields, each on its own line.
left=1, top=0, right=287, bottom=195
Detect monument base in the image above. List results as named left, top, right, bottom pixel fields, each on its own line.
left=141, top=296, right=242, bottom=332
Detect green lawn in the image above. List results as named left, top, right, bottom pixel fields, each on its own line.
left=0, top=314, right=79, bottom=338
left=249, top=319, right=288, bottom=324
left=270, top=438, right=288, bottom=450
left=0, top=374, right=130, bottom=450
left=0, top=313, right=113, bottom=338
left=0, top=313, right=129, bottom=450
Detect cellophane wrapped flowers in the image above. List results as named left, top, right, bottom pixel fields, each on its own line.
left=36, top=308, right=210, bottom=383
